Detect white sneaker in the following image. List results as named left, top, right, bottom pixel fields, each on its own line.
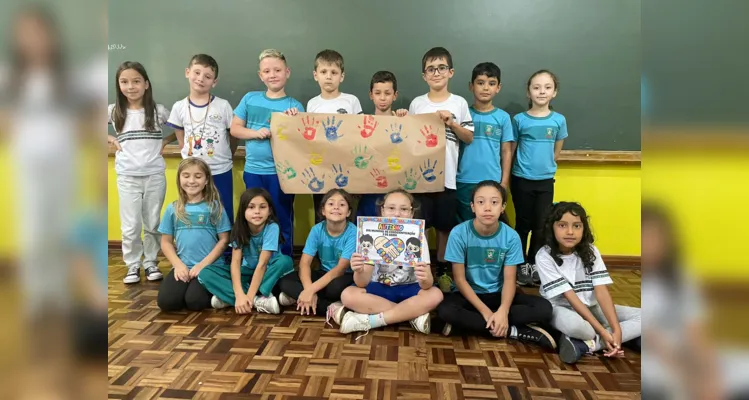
left=409, top=312, right=431, bottom=334
left=278, top=292, right=296, bottom=307
left=211, top=296, right=230, bottom=309
left=339, top=312, right=371, bottom=336
left=144, top=265, right=163, bottom=281
left=441, top=323, right=452, bottom=336
left=325, top=301, right=348, bottom=327
left=254, top=295, right=281, bottom=314
left=123, top=264, right=141, bottom=284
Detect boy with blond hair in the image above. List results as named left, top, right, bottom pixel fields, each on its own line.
left=230, top=49, right=304, bottom=257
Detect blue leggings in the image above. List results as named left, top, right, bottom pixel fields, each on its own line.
left=243, top=172, right=294, bottom=257
left=213, top=169, right=234, bottom=224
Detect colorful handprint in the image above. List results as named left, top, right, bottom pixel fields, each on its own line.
left=398, top=168, right=422, bottom=191
left=418, top=125, right=438, bottom=147
left=309, top=152, right=324, bottom=166
left=298, top=116, right=318, bottom=140
left=301, top=167, right=325, bottom=193
left=275, top=160, right=297, bottom=180
left=370, top=169, right=388, bottom=188
left=332, top=164, right=350, bottom=188
left=387, top=149, right=402, bottom=172
left=322, top=116, right=344, bottom=142
left=419, top=159, right=440, bottom=183
left=358, top=115, right=378, bottom=138
left=352, top=145, right=373, bottom=169
left=276, top=124, right=289, bottom=140
left=386, top=123, right=405, bottom=144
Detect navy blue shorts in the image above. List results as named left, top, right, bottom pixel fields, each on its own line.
left=366, top=282, right=421, bottom=303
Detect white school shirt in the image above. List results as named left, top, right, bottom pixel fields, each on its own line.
left=166, top=95, right=234, bottom=175
left=306, top=92, right=363, bottom=114
left=536, top=244, right=613, bottom=307
left=108, top=104, right=170, bottom=176
left=408, top=94, right=474, bottom=189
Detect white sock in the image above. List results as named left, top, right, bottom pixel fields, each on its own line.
left=589, top=336, right=601, bottom=352
left=509, top=326, right=518, bottom=338
left=368, top=313, right=387, bottom=328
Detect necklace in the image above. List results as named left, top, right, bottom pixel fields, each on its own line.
left=186, top=96, right=211, bottom=156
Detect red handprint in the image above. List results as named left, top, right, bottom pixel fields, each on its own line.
left=298, top=116, right=318, bottom=140
left=370, top=169, right=388, bottom=188
left=358, top=115, right=379, bottom=138
left=419, top=125, right=438, bottom=148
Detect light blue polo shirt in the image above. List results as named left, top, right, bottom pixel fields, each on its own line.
left=303, top=221, right=357, bottom=272
left=445, top=220, right=524, bottom=294
left=230, top=222, right=282, bottom=272
left=457, top=107, right=514, bottom=184
left=158, top=201, right=232, bottom=268
left=511, top=111, right=568, bottom=180
left=233, top=91, right=304, bottom=175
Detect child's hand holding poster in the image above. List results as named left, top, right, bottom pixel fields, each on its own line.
left=356, top=216, right=429, bottom=266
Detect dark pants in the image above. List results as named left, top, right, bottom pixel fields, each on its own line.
left=510, top=176, right=554, bottom=264
left=157, top=269, right=213, bottom=312
left=278, top=270, right=354, bottom=315
left=436, top=290, right=552, bottom=337
left=213, top=169, right=234, bottom=225
left=312, top=193, right=324, bottom=223
left=243, top=172, right=294, bottom=257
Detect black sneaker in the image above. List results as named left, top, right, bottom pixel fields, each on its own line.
left=624, top=336, right=641, bottom=353
left=514, top=325, right=556, bottom=349
left=559, top=334, right=591, bottom=364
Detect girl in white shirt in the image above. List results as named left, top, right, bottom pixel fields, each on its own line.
left=536, top=202, right=641, bottom=364
left=108, top=61, right=172, bottom=284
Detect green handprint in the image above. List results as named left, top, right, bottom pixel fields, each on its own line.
left=398, top=168, right=422, bottom=191
left=275, top=160, right=297, bottom=180
left=352, top=144, right=374, bottom=170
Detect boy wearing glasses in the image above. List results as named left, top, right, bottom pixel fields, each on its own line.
left=408, top=47, right=474, bottom=291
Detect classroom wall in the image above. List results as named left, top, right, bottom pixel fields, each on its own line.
left=105, top=157, right=642, bottom=257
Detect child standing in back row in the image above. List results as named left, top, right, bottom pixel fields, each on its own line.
left=456, top=62, right=514, bottom=224
left=409, top=47, right=474, bottom=290
left=511, top=70, right=568, bottom=286
left=166, top=54, right=236, bottom=223
left=358, top=71, right=408, bottom=218
left=108, top=61, right=172, bottom=284
left=231, top=49, right=304, bottom=257
left=306, top=50, right=363, bottom=223
left=536, top=202, right=641, bottom=364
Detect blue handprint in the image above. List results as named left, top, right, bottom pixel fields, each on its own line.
left=301, top=167, right=325, bottom=193
left=321, top=116, right=344, bottom=142
left=332, top=164, right=350, bottom=188
left=419, top=159, right=441, bottom=183
left=386, top=123, right=405, bottom=144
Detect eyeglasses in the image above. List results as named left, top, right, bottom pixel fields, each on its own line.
left=383, top=205, right=413, bottom=213
left=424, top=65, right=451, bottom=75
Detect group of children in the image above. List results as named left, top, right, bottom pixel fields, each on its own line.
left=108, top=46, right=641, bottom=363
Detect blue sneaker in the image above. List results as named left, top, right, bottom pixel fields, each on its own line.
left=559, top=334, right=591, bottom=364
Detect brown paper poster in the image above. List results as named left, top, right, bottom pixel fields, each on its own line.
left=269, top=112, right=446, bottom=194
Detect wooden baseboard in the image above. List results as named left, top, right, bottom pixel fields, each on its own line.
left=108, top=240, right=640, bottom=269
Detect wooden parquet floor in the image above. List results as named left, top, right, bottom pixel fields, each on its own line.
left=108, top=253, right=642, bottom=399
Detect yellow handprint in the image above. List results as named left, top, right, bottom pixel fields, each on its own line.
left=309, top=152, right=324, bottom=166
left=276, top=124, right=289, bottom=140
left=387, top=148, right=402, bottom=172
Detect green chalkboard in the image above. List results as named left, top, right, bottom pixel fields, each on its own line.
left=108, top=0, right=640, bottom=151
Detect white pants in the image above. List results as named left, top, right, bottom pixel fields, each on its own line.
left=551, top=303, right=641, bottom=344
left=116, top=174, right=166, bottom=268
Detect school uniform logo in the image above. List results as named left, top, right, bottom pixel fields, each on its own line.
left=484, top=124, right=495, bottom=136
left=546, top=128, right=554, bottom=138
left=484, top=248, right=506, bottom=264
left=209, top=113, right=222, bottom=122
left=197, top=214, right=206, bottom=224
left=337, top=108, right=348, bottom=114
